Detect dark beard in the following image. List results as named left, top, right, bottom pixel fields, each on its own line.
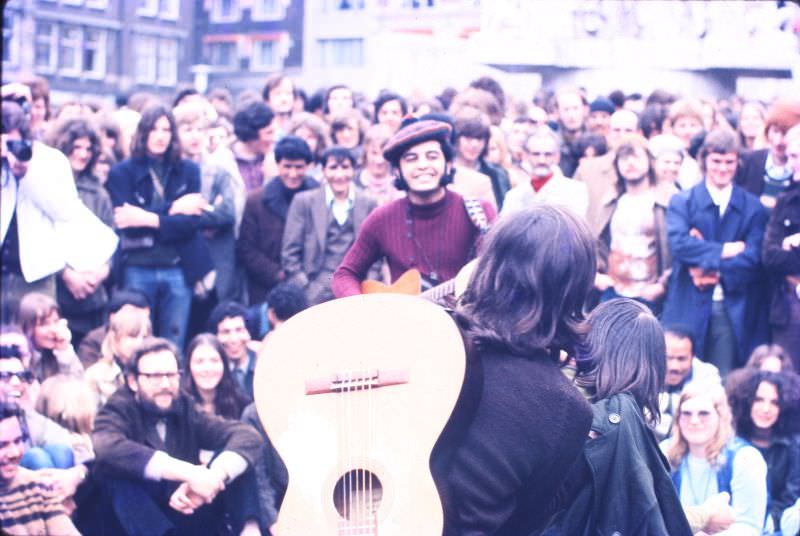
left=137, top=394, right=180, bottom=418
left=623, top=174, right=648, bottom=188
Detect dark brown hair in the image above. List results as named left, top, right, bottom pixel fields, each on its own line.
left=130, top=103, right=182, bottom=165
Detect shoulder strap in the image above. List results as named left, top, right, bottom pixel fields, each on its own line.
left=716, top=437, right=747, bottom=495
left=462, top=196, right=490, bottom=234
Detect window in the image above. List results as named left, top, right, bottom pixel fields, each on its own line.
left=159, top=0, right=179, bottom=20
left=251, top=40, right=281, bottom=71
left=34, top=21, right=57, bottom=73
left=83, top=29, right=106, bottom=78
left=251, top=0, right=285, bottom=20
left=62, top=0, right=85, bottom=5
left=59, top=25, right=82, bottom=76
left=135, top=34, right=157, bottom=82
left=211, top=0, right=241, bottom=22
left=209, top=41, right=238, bottom=70
left=86, top=0, right=109, bottom=9
left=137, top=0, right=158, bottom=17
left=156, top=38, right=178, bottom=85
left=318, top=38, right=363, bottom=67
left=2, top=11, right=20, bottom=66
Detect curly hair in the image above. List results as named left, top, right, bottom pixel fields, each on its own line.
left=726, top=368, right=800, bottom=439
left=48, top=117, right=102, bottom=177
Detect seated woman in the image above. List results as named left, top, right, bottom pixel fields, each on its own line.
left=662, top=383, right=768, bottom=536
left=35, top=374, right=97, bottom=465
left=726, top=368, right=800, bottom=534
left=84, top=307, right=150, bottom=405
left=18, top=293, right=83, bottom=381
left=183, top=333, right=250, bottom=420
left=550, top=298, right=692, bottom=535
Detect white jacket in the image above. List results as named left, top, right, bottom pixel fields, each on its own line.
left=14, top=142, right=118, bottom=282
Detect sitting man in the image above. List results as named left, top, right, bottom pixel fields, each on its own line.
left=91, top=337, right=262, bottom=536
left=0, top=401, right=80, bottom=535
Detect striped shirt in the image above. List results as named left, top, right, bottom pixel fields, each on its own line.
left=0, top=467, right=79, bottom=535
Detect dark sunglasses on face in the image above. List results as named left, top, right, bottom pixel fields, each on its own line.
left=0, top=370, right=35, bottom=383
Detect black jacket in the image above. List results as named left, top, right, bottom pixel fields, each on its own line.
left=735, top=148, right=769, bottom=197
left=550, top=393, right=692, bottom=536
left=106, top=156, right=213, bottom=284
left=762, top=181, right=800, bottom=327
left=757, top=434, right=800, bottom=532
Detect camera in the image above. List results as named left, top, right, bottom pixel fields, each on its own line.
left=5, top=139, right=33, bottom=162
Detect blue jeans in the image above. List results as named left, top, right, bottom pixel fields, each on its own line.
left=20, top=444, right=74, bottom=469
left=124, top=266, right=191, bottom=354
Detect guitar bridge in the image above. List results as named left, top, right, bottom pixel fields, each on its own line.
left=305, top=369, right=409, bottom=395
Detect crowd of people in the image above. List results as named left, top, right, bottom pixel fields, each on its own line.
left=0, top=70, right=799, bottom=535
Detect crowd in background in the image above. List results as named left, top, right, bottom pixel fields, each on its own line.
left=0, top=70, right=799, bottom=535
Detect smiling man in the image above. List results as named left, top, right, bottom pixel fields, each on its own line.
left=237, top=135, right=319, bottom=304
left=282, top=146, right=377, bottom=305
left=662, top=129, right=769, bottom=375
left=92, top=337, right=261, bottom=535
left=332, top=119, right=496, bottom=295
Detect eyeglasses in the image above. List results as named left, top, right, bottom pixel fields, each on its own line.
left=137, top=371, right=180, bottom=382
left=678, top=409, right=714, bottom=422
left=526, top=151, right=556, bottom=158
left=0, top=370, right=34, bottom=383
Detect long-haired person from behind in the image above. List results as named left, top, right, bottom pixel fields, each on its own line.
left=726, top=368, right=800, bottom=534
left=431, top=205, right=595, bottom=535
left=106, top=103, right=214, bottom=353
left=183, top=333, right=250, bottom=420
left=549, top=298, right=692, bottom=535
left=662, top=383, right=768, bottom=536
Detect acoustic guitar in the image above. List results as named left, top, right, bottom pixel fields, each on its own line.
left=254, top=294, right=466, bottom=535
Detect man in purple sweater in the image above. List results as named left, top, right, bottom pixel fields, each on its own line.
left=332, top=119, right=496, bottom=295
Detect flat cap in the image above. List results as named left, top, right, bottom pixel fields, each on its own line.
left=382, top=119, right=453, bottom=165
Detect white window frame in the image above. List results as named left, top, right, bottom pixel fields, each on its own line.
left=134, top=34, right=157, bottom=83
left=62, top=0, right=85, bottom=6
left=251, top=0, right=286, bottom=21
left=210, top=0, right=241, bottom=23
left=136, top=0, right=159, bottom=17
left=250, top=39, right=281, bottom=72
left=208, top=40, right=238, bottom=71
left=85, top=0, right=109, bottom=9
left=2, top=11, right=21, bottom=67
left=58, top=24, right=83, bottom=77
left=34, top=20, right=58, bottom=73
left=82, top=28, right=107, bottom=79
left=159, top=0, right=180, bottom=20
left=318, top=38, right=364, bottom=68
left=156, top=38, right=178, bottom=86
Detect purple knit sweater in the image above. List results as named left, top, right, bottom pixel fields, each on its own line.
left=332, top=190, right=495, bottom=297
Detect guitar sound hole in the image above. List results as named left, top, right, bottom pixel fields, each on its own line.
left=333, top=469, right=383, bottom=521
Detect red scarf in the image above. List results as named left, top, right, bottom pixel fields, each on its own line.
left=530, top=171, right=553, bottom=192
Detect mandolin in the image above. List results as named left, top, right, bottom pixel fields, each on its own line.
left=254, top=294, right=466, bottom=535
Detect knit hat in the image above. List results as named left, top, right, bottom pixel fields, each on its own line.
left=590, top=97, right=615, bottom=115
left=382, top=118, right=453, bottom=165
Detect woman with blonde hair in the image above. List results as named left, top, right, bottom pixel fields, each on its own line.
left=356, top=123, right=400, bottom=206
left=36, top=374, right=97, bottom=464
left=19, top=292, right=83, bottom=381
left=84, top=306, right=150, bottom=405
left=661, top=382, right=768, bottom=536
left=487, top=125, right=526, bottom=188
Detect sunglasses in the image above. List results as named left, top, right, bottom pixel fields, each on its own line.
left=0, top=370, right=35, bottom=383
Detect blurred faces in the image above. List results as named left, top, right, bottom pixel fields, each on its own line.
left=556, top=92, right=586, bottom=132
left=293, top=125, right=319, bottom=155
left=268, top=78, right=295, bottom=115
left=767, top=125, right=788, bottom=164
left=177, top=119, right=207, bottom=159
left=365, top=141, right=389, bottom=178
left=0, top=416, right=25, bottom=485
left=129, top=350, right=180, bottom=413
left=146, top=115, right=172, bottom=157
left=277, top=158, right=310, bottom=190
left=32, top=310, right=67, bottom=351
left=787, top=134, right=800, bottom=178
left=216, top=316, right=251, bottom=364
left=608, top=110, right=639, bottom=150
left=257, top=121, right=277, bottom=154
left=30, top=98, right=48, bottom=128
left=323, top=157, right=354, bottom=199
left=68, top=136, right=93, bottom=174
left=400, top=140, right=447, bottom=198
left=207, top=125, right=231, bottom=154
left=95, top=152, right=113, bottom=185
left=678, top=394, right=720, bottom=450
left=0, top=357, right=32, bottom=402
left=523, top=135, right=559, bottom=178
left=334, top=120, right=359, bottom=149
left=327, top=87, right=354, bottom=118
left=189, top=343, right=225, bottom=393
left=750, top=381, right=780, bottom=431
left=587, top=110, right=611, bottom=137
left=617, top=146, right=650, bottom=184
left=738, top=103, right=764, bottom=141
left=653, top=152, right=683, bottom=186
left=456, top=136, right=486, bottom=165
left=672, top=116, right=704, bottom=149
left=377, top=99, right=404, bottom=132
left=704, top=151, right=738, bottom=189
left=665, top=333, right=693, bottom=387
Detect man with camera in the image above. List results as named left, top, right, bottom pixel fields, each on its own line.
left=1, top=86, right=117, bottom=323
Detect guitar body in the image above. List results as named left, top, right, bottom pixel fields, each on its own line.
left=254, top=294, right=466, bottom=536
